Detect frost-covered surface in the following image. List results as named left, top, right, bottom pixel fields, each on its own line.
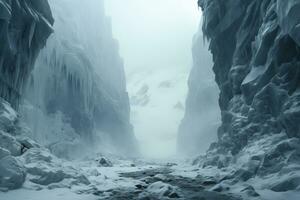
left=0, top=0, right=53, bottom=108
left=20, top=0, right=137, bottom=157
left=188, top=0, right=300, bottom=196
left=0, top=98, right=144, bottom=196
left=0, top=101, right=154, bottom=198
left=0, top=104, right=297, bottom=200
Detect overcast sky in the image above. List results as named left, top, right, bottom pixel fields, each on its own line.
left=104, top=0, right=201, bottom=74
left=104, top=0, right=203, bottom=158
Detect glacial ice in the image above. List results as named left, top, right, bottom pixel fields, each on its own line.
left=20, top=0, right=137, bottom=158
left=0, top=0, right=53, bottom=108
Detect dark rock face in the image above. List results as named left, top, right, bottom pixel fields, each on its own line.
left=198, top=0, right=300, bottom=154
left=0, top=0, right=53, bottom=108
left=0, top=1, right=53, bottom=188
left=193, top=0, right=300, bottom=180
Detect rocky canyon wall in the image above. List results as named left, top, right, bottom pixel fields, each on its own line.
left=0, top=0, right=137, bottom=161
left=181, top=0, right=300, bottom=188
left=0, top=0, right=53, bottom=108
left=21, top=0, right=137, bottom=157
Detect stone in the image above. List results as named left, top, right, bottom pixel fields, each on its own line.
left=0, top=100, right=18, bottom=132
left=271, top=176, right=300, bottom=192
left=0, top=131, right=21, bottom=156
left=29, top=168, right=66, bottom=186
left=16, top=136, right=40, bottom=149
left=0, top=147, right=10, bottom=159
left=70, top=174, right=90, bottom=186
left=210, top=183, right=230, bottom=192
left=135, top=182, right=147, bottom=190
left=88, top=169, right=101, bottom=177
left=154, top=174, right=168, bottom=181
left=140, top=181, right=180, bottom=199
left=0, top=156, right=26, bottom=190
left=240, top=185, right=260, bottom=197
left=22, top=148, right=54, bottom=164
left=97, top=157, right=113, bottom=167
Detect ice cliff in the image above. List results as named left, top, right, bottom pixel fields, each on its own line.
left=0, top=0, right=137, bottom=190
left=21, top=0, right=137, bottom=158
left=0, top=0, right=53, bottom=108
left=0, top=0, right=53, bottom=190
left=185, top=0, right=300, bottom=193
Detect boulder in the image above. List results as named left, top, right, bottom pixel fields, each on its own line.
left=23, top=148, right=90, bottom=186
left=154, top=174, right=168, bottom=181
left=140, top=181, right=180, bottom=199
left=16, top=136, right=40, bottom=149
left=22, top=148, right=54, bottom=164
left=0, top=131, right=21, bottom=156
left=0, top=147, right=10, bottom=159
left=210, top=183, right=230, bottom=192
left=97, top=157, right=113, bottom=167
left=0, top=156, right=26, bottom=190
left=28, top=165, right=66, bottom=186
left=271, top=176, right=300, bottom=192
left=240, top=185, right=260, bottom=197
left=0, top=100, right=18, bottom=132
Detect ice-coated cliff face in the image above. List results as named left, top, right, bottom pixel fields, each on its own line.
left=21, top=0, right=137, bottom=157
left=194, top=0, right=300, bottom=182
left=0, top=0, right=54, bottom=108
left=0, top=0, right=55, bottom=190
left=178, top=27, right=220, bottom=156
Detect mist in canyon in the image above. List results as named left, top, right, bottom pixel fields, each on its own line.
left=105, top=0, right=219, bottom=158
left=1, top=0, right=300, bottom=200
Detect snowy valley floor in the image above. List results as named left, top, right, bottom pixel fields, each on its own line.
left=1, top=155, right=300, bottom=200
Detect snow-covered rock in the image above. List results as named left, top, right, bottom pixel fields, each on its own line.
left=0, top=99, right=18, bottom=132
left=97, top=157, right=113, bottom=167
left=0, top=156, right=26, bottom=190
left=23, top=148, right=90, bottom=187
left=0, top=147, right=10, bottom=160
left=22, top=148, right=55, bottom=164
left=16, top=136, right=41, bottom=150
left=139, top=181, right=180, bottom=199
left=270, top=175, right=300, bottom=192
left=154, top=174, right=168, bottom=181
left=185, top=0, right=300, bottom=195
left=0, top=0, right=53, bottom=108
left=21, top=0, right=138, bottom=157
left=0, top=131, right=21, bottom=156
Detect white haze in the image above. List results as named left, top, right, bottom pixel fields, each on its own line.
left=21, top=0, right=134, bottom=158
left=104, top=0, right=218, bottom=158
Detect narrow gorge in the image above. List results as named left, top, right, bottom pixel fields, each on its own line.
left=1, top=0, right=300, bottom=200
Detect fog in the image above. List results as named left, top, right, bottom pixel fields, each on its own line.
left=21, top=0, right=137, bottom=158
left=105, top=0, right=200, bottom=74
left=105, top=0, right=217, bottom=158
